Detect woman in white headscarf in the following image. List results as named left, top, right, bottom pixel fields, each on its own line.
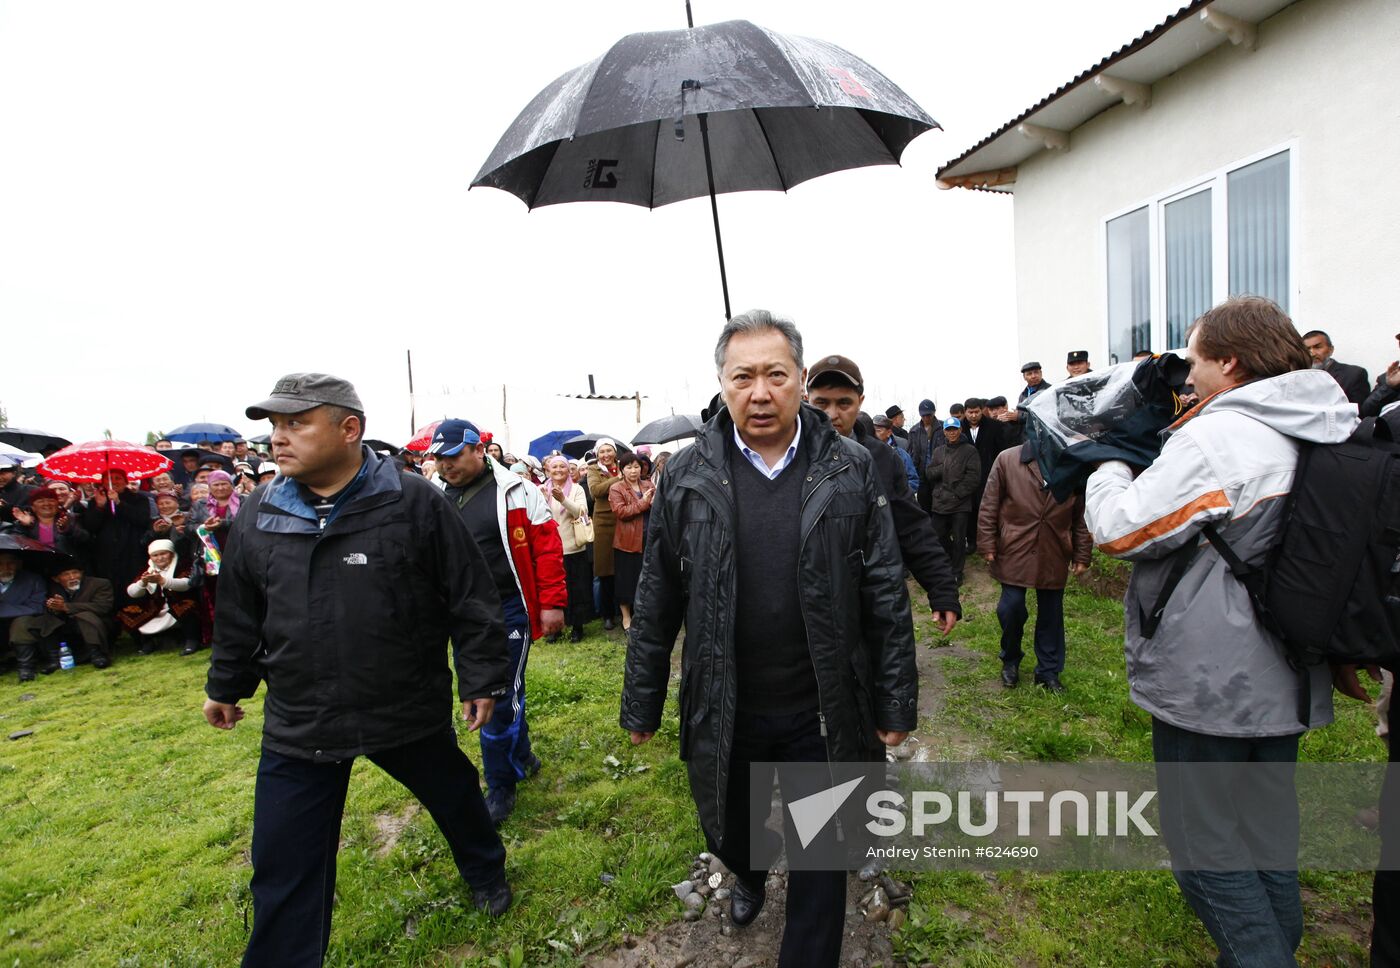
left=586, top=438, right=623, bottom=629
left=540, top=454, right=593, bottom=642
left=120, top=538, right=202, bottom=655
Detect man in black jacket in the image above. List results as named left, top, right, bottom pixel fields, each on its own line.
left=925, top=418, right=981, bottom=584
left=906, top=399, right=940, bottom=513
left=1302, top=329, right=1370, bottom=405
left=963, top=398, right=1004, bottom=552
left=622, top=314, right=917, bottom=968
left=806, top=355, right=960, bottom=631
left=203, top=373, right=514, bottom=967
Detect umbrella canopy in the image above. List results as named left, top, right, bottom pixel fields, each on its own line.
left=167, top=422, right=243, bottom=443
left=405, top=421, right=443, bottom=453
left=0, top=427, right=71, bottom=455
left=0, top=446, right=43, bottom=466
left=247, top=433, right=271, bottom=446
left=632, top=414, right=703, bottom=446
left=561, top=433, right=632, bottom=460
left=364, top=439, right=402, bottom=455
left=37, top=440, right=173, bottom=483
left=474, top=20, right=937, bottom=210
left=0, top=532, right=57, bottom=572
left=528, top=429, right=585, bottom=460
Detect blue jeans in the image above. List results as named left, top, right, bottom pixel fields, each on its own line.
left=996, top=585, right=1065, bottom=679
left=480, top=616, right=535, bottom=791
left=1151, top=717, right=1303, bottom=968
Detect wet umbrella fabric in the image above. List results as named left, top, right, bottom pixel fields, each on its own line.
left=632, top=414, right=703, bottom=446
left=561, top=433, right=632, bottom=460
left=473, top=19, right=938, bottom=315
left=167, top=422, right=242, bottom=443
left=37, top=440, right=174, bottom=483
left=474, top=20, right=937, bottom=210
left=529, top=430, right=584, bottom=460
left=0, top=532, right=56, bottom=572
left=0, top=428, right=71, bottom=455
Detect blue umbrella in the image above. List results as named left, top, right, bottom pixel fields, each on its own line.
left=528, top=429, right=584, bottom=460
left=167, top=422, right=243, bottom=443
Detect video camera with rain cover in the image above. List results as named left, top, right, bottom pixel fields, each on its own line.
left=1021, top=354, right=1191, bottom=502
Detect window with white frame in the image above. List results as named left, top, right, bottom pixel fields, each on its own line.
left=1105, top=147, right=1292, bottom=363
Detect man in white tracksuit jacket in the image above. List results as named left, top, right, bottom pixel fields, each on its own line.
left=1085, top=297, right=1358, bottom=968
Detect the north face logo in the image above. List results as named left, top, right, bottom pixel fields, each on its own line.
left=343, top=553, right=368, bottom=565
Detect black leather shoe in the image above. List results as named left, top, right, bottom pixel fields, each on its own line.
left=603, top=617, right=615, bottom=631
left=92, top=655, right=111, bottom=670
left=486, top=787, right=516, bottom=827
left=39, top=663, right=59, bottom=676
left=1000, top=662, right=1019, bottom=688
left=728, top=878, right=765, bottom=927
left=1036, top=674, right=1066, bottom=693
left=18, top=668, right=35, bottom=683
left=472, top=881, right=513, bottom=917
left=570, top=626, right=585, bottom=643
left=180, top=643, right=199, bottom=656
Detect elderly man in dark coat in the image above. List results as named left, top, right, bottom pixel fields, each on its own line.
left=978, top=440, right=1091, bottom=691
left=9, top=559, right=115, bottom=672
left=622, top=311, right=917, bottom=968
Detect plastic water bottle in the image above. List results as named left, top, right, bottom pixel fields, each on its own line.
left=58, top=642, right=75, bottom=671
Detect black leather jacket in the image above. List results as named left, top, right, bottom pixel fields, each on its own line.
left=620, top=405, right=917, bottom=849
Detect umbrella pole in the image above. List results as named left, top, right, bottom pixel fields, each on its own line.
left=697, top=112, right=731, bottom=321
left=685, top=3, right=731, bottom=321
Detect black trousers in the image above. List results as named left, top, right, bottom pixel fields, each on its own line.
left=242, top=728, right=506, bottom=968
left=562, top=551, right=593, bottom=629
left=710, top=708, right=847, bottom=968
left=929, top=511, right=969, bottom=580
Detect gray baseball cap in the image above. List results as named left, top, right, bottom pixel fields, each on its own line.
left=246, top=372, right=364, bottom=420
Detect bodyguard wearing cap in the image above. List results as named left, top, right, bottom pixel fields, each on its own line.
left=923, top=417, right=981, bottom=584
left=204, top=373, right=517, bottom=964
left=430, top=418, right=567, bottom=826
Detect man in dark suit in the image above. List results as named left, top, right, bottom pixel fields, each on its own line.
left=1302, top=329, right=1370, bottom=405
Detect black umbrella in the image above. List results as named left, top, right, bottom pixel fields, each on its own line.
left=0, top=533, right=56, bottom=572
left=473, top=15, right=938, bottom=318
left=561, top=433, right=633, bottom=460
left=0, top=427, right=71, bottom=456
left=632, top=414, right=704, bottom=446
left=364, top=439, right=402, bottom=455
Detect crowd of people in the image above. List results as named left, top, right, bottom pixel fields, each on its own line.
left=2, top=312, right=1398, bottom=967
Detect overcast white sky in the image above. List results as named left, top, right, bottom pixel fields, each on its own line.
left=0, top=0, right=1187, bottom=446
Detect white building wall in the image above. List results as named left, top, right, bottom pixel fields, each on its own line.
left=1013, top=0, right=1400, bottom=382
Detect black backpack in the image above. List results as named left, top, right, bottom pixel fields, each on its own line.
left=1145, top=416, right=1400, bottom=670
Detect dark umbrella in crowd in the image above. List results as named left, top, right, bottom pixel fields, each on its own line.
left=247, top=433, right=271, bottom=446
left=167, top=422, right=243, bottom=443
left=472, top=15, right=938, bottom=318
left=632, top=414, right=703, bottom=446
left=364, top=439, right=403, bottom=455
left=0, top=427, right=71, bottom=456
left=0, top=532, right=56, bottom=571
left=529, top=430, right=584, bottom=460
left=561, top=433, right=632, bottom=459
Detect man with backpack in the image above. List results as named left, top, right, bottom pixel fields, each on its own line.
left=1084, top=297, right=1358, bottom=967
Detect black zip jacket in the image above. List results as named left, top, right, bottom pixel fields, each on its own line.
left=852, top=423, right=961, bottom=616
left=621, top=405, right=917, bottom=848
left=205, top=448, right=509, bottom=762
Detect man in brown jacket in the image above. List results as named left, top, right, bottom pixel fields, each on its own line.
left=977, top=440, right=1091, bottom=692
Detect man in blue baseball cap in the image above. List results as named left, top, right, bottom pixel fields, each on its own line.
left=923, top=417, right=981, bottom=584
left=430, top=419, right=567, bottom=826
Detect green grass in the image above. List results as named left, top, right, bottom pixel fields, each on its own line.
left=0, top=634, right=700, bottom=966
left=0, top=559, right=1386, bottom=966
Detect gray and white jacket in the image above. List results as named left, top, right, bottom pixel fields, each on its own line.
left=1085, top=369, right=1358, bottom=738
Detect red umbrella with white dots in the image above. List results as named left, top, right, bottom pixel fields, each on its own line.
left=37, top=440, right=173, bottom=483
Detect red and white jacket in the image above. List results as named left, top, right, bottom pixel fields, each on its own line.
left=447, top=461, right=567, bottom=641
